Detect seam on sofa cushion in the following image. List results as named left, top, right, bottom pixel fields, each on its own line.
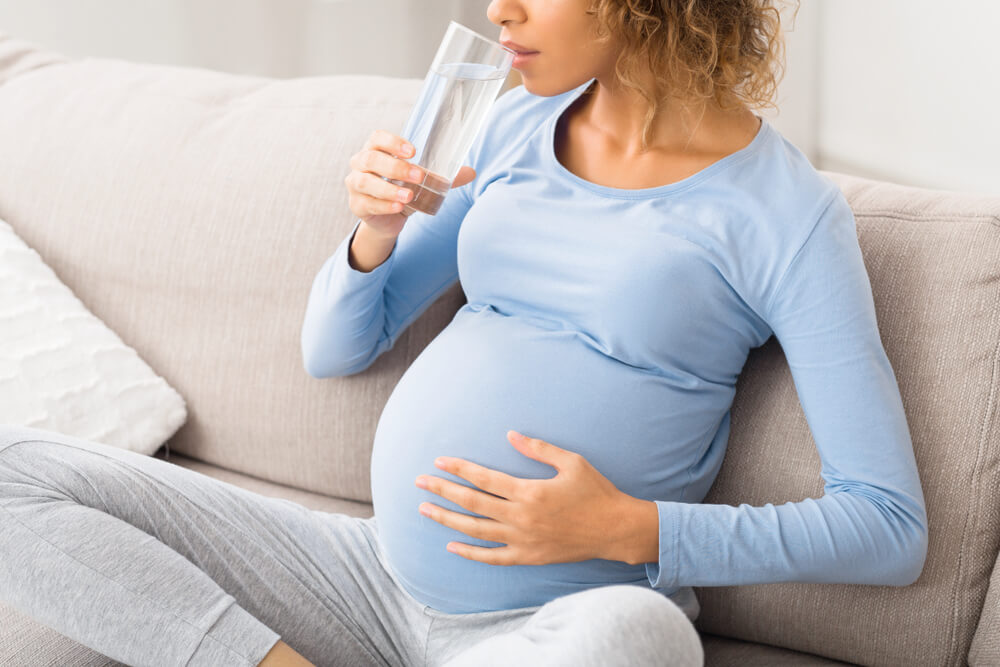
left=852, top=211, right=1000, bottom=228
left=944, top=261, right=1000, bottom=665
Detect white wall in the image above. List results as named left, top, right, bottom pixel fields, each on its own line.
left=816, top=0, right=1000, bottom=195
left=758, top=0, right=820, bottom=165
left=0, top=0, right=293, bottom=77
left=0, top=0, right=496, bottom=78
left=1, top=0, right=994, bottom=195
left=300, top=0, right=497, bottom=78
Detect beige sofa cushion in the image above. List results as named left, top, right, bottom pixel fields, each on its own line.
left=692, top=173, right=1000, bottom=666
left=969, top=538, right=1000, bottom=665
left=0, top=600, right=124, bottom=667
left=0, top=32, right=455, bottom=504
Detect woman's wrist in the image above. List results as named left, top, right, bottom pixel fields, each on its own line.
left=606, top=497, right=660, bottom=566
left=348, top=221, right=398, bottom=273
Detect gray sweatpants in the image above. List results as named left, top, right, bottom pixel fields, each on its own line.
left=0, top=425, right=704, bottom=667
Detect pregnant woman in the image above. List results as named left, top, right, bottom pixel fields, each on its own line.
left=0, top=0, right=928, bottom=666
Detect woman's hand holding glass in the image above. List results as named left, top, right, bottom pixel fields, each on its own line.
left=343, top=130, right=476, bottom=273
left=345, top=129, right=476, bottom=238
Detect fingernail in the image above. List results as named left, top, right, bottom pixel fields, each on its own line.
left=419, top=504, right=431, bottom=517
left=402, top=143, right=413, bottom=156
left=415, top=476, right=427, bottom=489
left=397, top=188, right=411, bottom=202
left=409, top=168, right=422, bottom=181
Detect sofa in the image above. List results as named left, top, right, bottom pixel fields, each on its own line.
left=0, top=30, right=998, bottom=667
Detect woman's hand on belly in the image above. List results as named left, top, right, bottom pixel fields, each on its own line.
left=414, top=430, right=660, bottom=567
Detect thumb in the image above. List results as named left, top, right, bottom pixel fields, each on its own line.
left=451, top=166, right=477, bottom=189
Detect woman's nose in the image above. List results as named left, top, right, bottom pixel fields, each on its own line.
left=487, top=0, right=526, bottom=27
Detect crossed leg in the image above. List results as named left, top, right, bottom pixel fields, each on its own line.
left=0, top=425, right=426, bottom=667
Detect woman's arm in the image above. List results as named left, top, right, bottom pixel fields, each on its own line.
left=645, top=192, right=929, bottom=589
left=348, top=220, right=399, bottom=273
left=299, top=86, right=527, bottom=379
left=300, top=181, right=474, bottom=379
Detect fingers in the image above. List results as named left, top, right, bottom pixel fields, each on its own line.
left=347, top=130, right=425, bottom=222
left=348, top=148, right=424, bottom=186
left=347, top=171, right=415, bottom=208
left=349, top=191, right=406, bottom=218
left=432, top=457, right=522, bottom=499
left=349, top=131, right=478, bottom=224
left=416, top=474, right=511, bottom=519
left=444, top=542, right=518, bottom=566
left=363, top=129, right=415, bottom=160
left=418, top=501, right=509, bottom=547
left=507, top=431, right=581, bottom=472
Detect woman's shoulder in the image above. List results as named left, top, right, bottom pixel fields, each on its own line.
left=713, top=122, right=855, bottom=311
left=732, top=120, right=847, bottom=240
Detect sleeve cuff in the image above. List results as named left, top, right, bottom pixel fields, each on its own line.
left=645, top=500, right=681, bottom=590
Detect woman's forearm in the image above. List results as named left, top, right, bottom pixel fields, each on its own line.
left=301, top=221, right=399, bottom=378
left=348, top=221, right=398, bottom=273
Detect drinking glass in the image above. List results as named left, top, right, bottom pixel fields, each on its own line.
left=388, top=21, right=515, bottom=216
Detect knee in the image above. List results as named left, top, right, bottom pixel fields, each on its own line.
left=575, top=586, right=704, bottom=666
left=0, top=428, right=36, bottom=483
left=0, top=428, right=104, bottom=496
left=0, top=437, right=39, bottom=501
left=0, top=436, right=47, bottom=493
left=640, top=589, right=703, bottom=665
left=0, top=424, right=47, bottom=459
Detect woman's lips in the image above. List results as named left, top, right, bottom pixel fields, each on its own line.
left=500, top=40, right=540, bottom=69
left=512, top=51, right=539, bottom=68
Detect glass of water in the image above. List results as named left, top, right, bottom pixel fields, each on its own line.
left=388, top=21, right=515, bottom=216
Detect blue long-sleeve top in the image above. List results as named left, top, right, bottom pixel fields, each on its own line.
left=301, top=79, right=928, bottom=620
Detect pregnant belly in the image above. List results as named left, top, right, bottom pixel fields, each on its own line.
left=369, top=304, right=727, bottom=613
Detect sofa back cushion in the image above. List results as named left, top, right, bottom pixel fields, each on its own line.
left=0, top=32, right=456, bottom=504
left=970, top=552, right=1000, bottom=666
left=691, top=173, right=1000, bottom=666
left=2, top=32, right=999, bottom=667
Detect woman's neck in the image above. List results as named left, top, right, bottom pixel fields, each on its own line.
left=553, top=76, right=763, bottom=191
left=580, top=76, right=761, bottom=161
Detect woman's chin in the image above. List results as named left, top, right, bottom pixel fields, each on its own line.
left=516, top=75, right=597, bottom=99
left=516, top=78, right=566, bottom=98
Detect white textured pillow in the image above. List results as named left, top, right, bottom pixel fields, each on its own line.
left=0, top=218, right=186, bottom=454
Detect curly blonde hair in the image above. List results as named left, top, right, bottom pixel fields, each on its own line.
left=585, top=0, right=799, bottom=151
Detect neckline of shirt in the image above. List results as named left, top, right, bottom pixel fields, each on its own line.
left=544, top=78, right=773, bottom=200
